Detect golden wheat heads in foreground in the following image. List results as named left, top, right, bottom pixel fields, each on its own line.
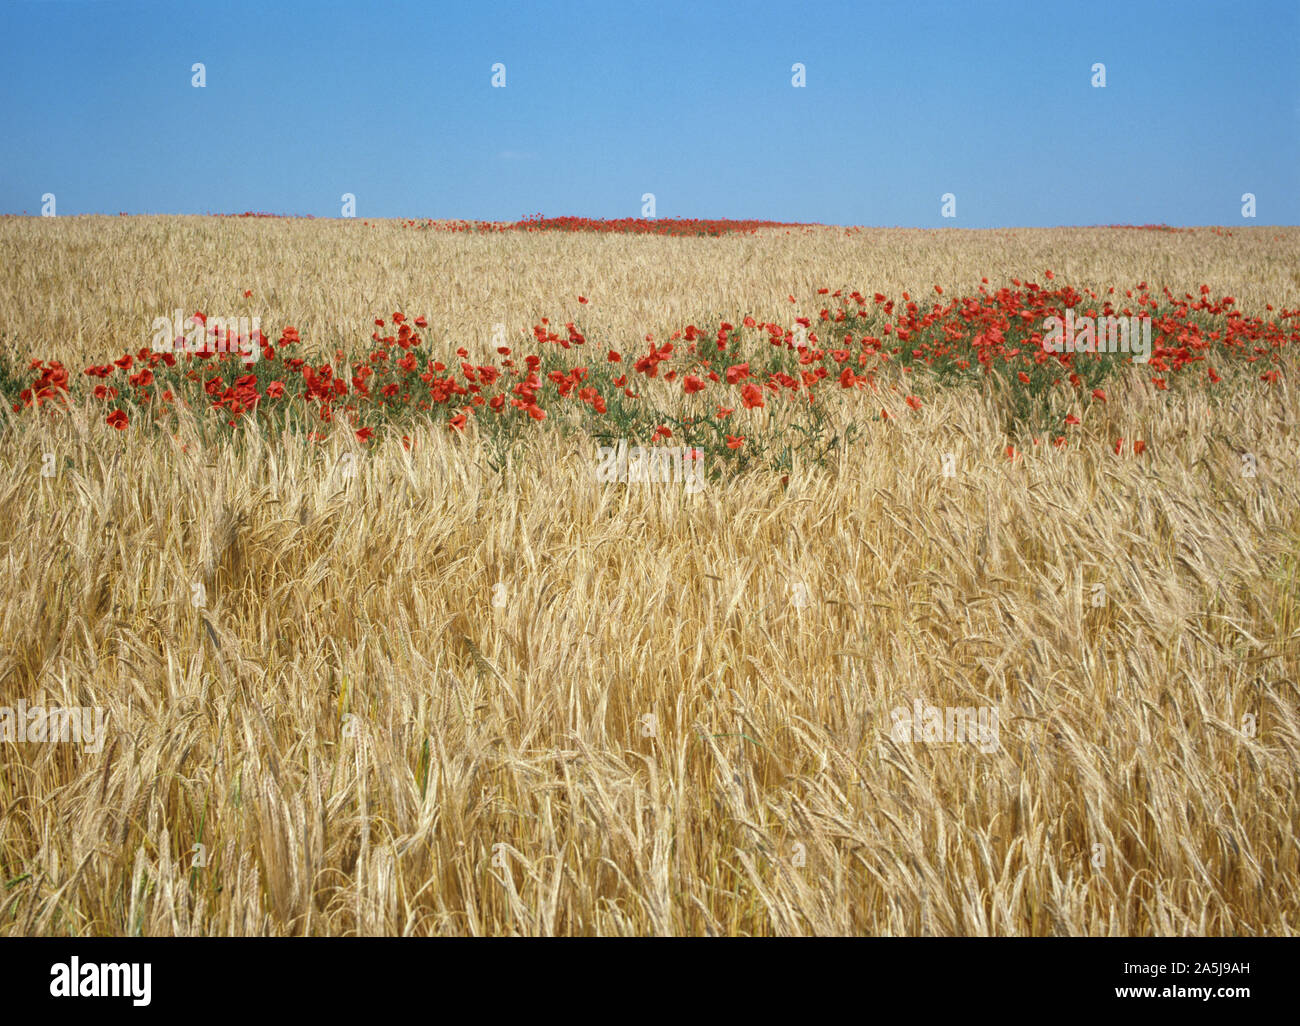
left=0, top=218, right=1297, bottom=935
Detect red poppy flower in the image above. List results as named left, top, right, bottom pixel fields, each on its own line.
left=725, top=435, right=745, bottom=449
left=905, top=395, right=922, bottom=410
left=106, top=409, right=128, bottom=430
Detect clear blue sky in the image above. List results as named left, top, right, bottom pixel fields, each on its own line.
left=1, top=0, right=1296, bottom=226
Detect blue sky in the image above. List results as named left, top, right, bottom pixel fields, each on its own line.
left=1, top=0, right=1296, bottom=226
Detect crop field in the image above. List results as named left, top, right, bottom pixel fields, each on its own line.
left=1, top=215, right=1298, bottom=936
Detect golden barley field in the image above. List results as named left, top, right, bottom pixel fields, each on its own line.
left=1, top=216, right=1298, bottom=936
